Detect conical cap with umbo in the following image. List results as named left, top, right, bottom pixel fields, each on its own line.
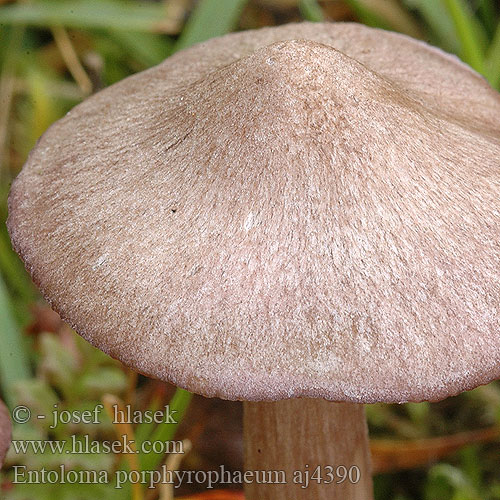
left=7, top=22, right=500, bottom=403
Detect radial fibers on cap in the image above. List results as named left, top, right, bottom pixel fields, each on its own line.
left=7, top=22, right=500, bottom=403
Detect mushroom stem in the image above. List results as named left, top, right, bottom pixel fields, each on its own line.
left=244, top=399, right=373, bottom=499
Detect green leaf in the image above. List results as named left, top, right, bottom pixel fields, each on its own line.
left=0, top=227, right=34, bottom=313
left=0, top=273, right=31, bottom=407
left=476, top=0, right=498, bottom=37
left=0, top=0, right=174, bottom=32
left=425, top=463, right=482, bottom=500
left=458, top=446, right=482, bottom=491
left=174, top=0, right=248, bottom=51
left=344, top=0, right=424, bottom=39
left=0, top=186, right=34, bottom=311
left=485, top=20, right=500, bottom=89
left=11, top=378, right=59, bottom=433
left=138, top=388, right=192, bottom=472
left=299, top=0, right=324, bottom=22
left=108, top=31, right=173, bottom=68
left=343, top=0, right=393, bottom=30
left=443, top=0, right=488, bottom=73
left=73, top=331, right=123, bottom=372
left=405, top=401, right=430, bottom=433
left=38, top=333, right=79, bottom=401
left=134, top=397, right=161, bottom=445
left=25, top=66, right=63, bottom=144
left=403, top=0, right=460, bottom=53
left=76, top=368, right=128, bottom=400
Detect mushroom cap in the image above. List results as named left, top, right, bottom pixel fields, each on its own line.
left=0, top=399, right=11, bottom=467
left=7, top=22, right=500, bottom=403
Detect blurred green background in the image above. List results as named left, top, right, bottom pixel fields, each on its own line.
left=0, top=1, right=500, bottom=499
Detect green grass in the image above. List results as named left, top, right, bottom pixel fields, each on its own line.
left=443, top=0, right=488, bottom=72
left=0, top=274, right=31, bottom=408
left=175, top=0, right=249, bottom=51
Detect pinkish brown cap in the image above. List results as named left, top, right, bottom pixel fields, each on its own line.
left=7, top=22, right=500, bottom=403
left=0, top=399, right=11, bottom=467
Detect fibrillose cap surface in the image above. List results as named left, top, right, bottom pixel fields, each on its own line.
left=0, top=399, right=11, bottom=467
left=7, top=22, right=500, bottom=403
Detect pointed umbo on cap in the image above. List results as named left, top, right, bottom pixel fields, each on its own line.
left=0, top=399, right=11, bottom=467
left=7, top=22, right=500, bottom=403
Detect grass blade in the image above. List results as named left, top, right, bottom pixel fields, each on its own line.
left=174, top=0, right=248, bottom=51
left=484, top=20, right=500, bottom=89
left=299, top=0, right=324, bottom=22
left=403, top=0, right=460, bottom=52
left=25, top=67, right=63, bottom=146
left=0, top=273, right=31, bottom=407
left=344, top=0, right=424, bottom=39
left=109, top=31, right=174, bottom=68
left=139, top=388, right=192, bottom=472
left=476, top=0, right=497, bottom=37
left=343, top=0, right=393, bottom=31
left=0, top=26, right=24, bottom=173
left=443, top=0, right=488, bottom=73
left=0, top=187, right=34, bottom=310
left=0, top=229, right=34, bottom=309
left=0, top=0, right=173, bottom=32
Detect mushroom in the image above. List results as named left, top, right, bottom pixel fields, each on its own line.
left=0, top=399, right=11, bottom=468
left=7, top=22, right=500, bottom=499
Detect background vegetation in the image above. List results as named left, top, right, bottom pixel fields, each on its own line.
left=0, top=0, right=499, bottom=499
